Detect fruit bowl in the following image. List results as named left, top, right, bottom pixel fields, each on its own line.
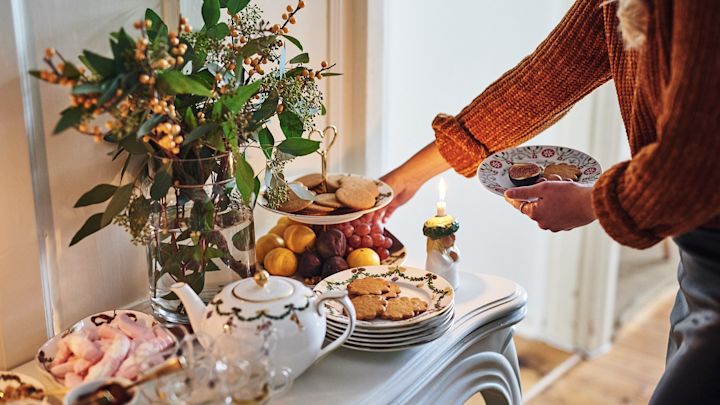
left=257, top=214, right=406, bottom=286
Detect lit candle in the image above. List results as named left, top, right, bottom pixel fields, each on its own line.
left=436, top=178, right=446, bottom=216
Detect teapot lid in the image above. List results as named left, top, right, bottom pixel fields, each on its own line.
left=232, top=270, right=295, bottom=302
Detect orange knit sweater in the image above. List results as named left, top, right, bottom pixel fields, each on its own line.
left=432, top=0, right=720, bottom=249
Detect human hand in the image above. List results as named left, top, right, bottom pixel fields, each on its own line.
left=379, top=167, right=424, bottom=222
left=503, top=180, right=596, bottom=232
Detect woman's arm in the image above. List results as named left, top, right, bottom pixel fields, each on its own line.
left=435, top=0, right=612, bottom=177
left=592, top=0, right=720, bottom=248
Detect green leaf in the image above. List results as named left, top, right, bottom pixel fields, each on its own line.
left=127, top=196, right=151, bottom=236
left=54, top=106, right=84, bottom=134
left=258, top=127, right=274, bottom=159
left=137, top=114, right=163, bottom=138
left=120, top=133, right=151, bottom=154
left=75, top=184, right=118, bottom=207
left=101, top=183, right=134, bottom=226
left=289, top=53, right=309, bottom=64
left=150, top=167, right=173, bottom=200
left=206, top=23, right=230, bottom=39
left=283, top=35, right=303, bottom=51
left=70, top=213, right=108, bottom=246
left=234, top=154, right=255, bottom=204
left=190, top=70, right=215, bottom=89
left=277, top=138, right=320, bottom=156
left=189, top=199, right=215, bottom=232
left=145, top=9, right=168, bottom=42
left=223, top=80, right=262, bottom=113
left=252, top=92, right=279, bottom=124
left=321, top=103, right=327, bottom=116
left=72, top=83, right=103, bottom=95
left=62, top=62, right=82, bottom=80
left=81, top=50, right=116, bottom=78
left=278, top=110, right=304, bottom=138
left=157, top=70, right=212, bottom=96
left=212, top=100, right=223, bottom=120
left=183, top=123, right=219, bottom=145
left=240, top=36, right=277, bottom=58
left=320, top=72, right=342, bottom=77
left=202, top=0, right=221, bottom=28
left=184, top=107, right=198, bottom=130
left=232, top=225, right=254, bottom=250
left=28, top=70, right=42, bottom=79
left=97, top=76, right=121, bottom=106
left=227, top=0, right=250, bottom=14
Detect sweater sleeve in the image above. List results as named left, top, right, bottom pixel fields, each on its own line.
left=592, top=0, right=720, bottom=248
left=433, top=0, right=612, bottom=177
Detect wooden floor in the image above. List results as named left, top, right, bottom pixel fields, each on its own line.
left=529, top=289, right=674, bottom=405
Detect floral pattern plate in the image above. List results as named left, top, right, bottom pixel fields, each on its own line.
left=258, top=174, right=394, bottom=225
left=477, top=145, right=602, bottom=196
left=314, top=265, right=454, bottom=329
left=35, top=310, right=177, bottom=386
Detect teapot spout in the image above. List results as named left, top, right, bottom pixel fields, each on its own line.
left=171, top=282, right=206, bottom=332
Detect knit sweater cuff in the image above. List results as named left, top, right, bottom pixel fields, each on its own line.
left=592, top=162, right=663, bottom=249
left=432, top=113, right=489, bottom=178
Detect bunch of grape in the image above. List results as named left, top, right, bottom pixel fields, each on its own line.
left=313, top=212, right=394, bottom=260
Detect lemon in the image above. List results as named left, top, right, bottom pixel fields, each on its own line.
left=347, top=248, right=381, bottom=268
left=264, top=247, right=298, bottom=276
left=256, top=234, right=285, bottom=264
left=283, top=224, right=317, bottom=254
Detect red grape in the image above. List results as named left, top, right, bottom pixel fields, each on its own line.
left=361, top=213, right=374, bottom=222
left=371, top=233, right=386, bottom=247
left=361, top=235, right=373, bottom=248
left=383, top=237, right=394, bottom=249
left=346, top=246, right=354, bottom=255
left=350, top=219, right=362, bottom=227
left=371, top=223, right=384, bottom=234
left=355, top=223, right=371, bottom=236
left=348, top=235, right=361, bottom=248
left=376, top=248, right=390, bottom=260
left=341, top=225, right=354, bottom=239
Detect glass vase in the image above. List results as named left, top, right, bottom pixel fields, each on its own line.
left=145, top=153, right=256, bottom=324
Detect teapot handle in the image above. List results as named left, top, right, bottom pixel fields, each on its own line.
left=316, top=290, right=356, bottom=359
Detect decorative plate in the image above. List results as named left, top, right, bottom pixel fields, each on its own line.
left=326, top=311, right=455, bottom=344
left=35, top=310, right=177, bottom=386
left=326, top=306, right=453, bottom=336
left=477, top=145, right=602, bottom=196
left=314, top=266, right=454, bottom=329
left=334, top=321, right=454, bottom=352
left=258, top=174, right=394, bottom=225
left=0, top=372, right=47, bottom=403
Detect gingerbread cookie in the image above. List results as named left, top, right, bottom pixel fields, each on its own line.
left=350, top=295, right=387, bottom=321
left=543, top=163, right=581, bottom=181
left=336, top=187, right=376, bottom=210
left=303, top=203, right=336, bottom=213
left=381, top=282, right=402, bottom=298
left=408, top=297, right=428, bottom=314
left=381, top=297, right=417, bottom=321
left=340, top=177, right=380, bottom=198
left=276, top=186, right=313, bottom=213
left=347, top=277, right=392, bottom=296
left=326, top=175, right=345, bottom=192
left=294, top=173, right=324, bottom=189
left=315, top=193, right=344, bottom=209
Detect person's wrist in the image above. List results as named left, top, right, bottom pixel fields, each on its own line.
left=582, top=186, right=597, bottom=221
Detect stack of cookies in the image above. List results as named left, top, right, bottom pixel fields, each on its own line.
left=276, top=173, right=384, bottom=216
left=346, top=278, right=429, bottom=321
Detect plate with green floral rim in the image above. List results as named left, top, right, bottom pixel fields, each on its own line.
left=326, top=309, right=455, bottom=343
left=326, top=300, right=454, bottom=333
left=258, top=173, right=394, bottom=225
left=314, top=265, right=455, bottom=329
left=477, top=145, right=602, bottom=196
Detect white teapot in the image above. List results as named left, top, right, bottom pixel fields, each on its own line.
left=171, top=270, right=356, bottom=379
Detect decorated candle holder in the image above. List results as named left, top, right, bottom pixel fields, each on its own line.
left=423, top=179, right=461, bottom=290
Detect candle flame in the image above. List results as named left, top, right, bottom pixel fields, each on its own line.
left=439, top=178, right=446, bottom=201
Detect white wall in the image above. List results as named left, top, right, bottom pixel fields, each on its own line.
left=379, top=0, right=582, bottom=336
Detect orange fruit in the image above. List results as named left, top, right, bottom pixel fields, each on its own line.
left=264, top=247, right=298, bottom=276
left=256, top=234, right=285, bottom=264
left=283, top=224, right=317, bottom=254
left=347, top=248, right=381, bottom=268
left=267, top=217, right=300, bottom=237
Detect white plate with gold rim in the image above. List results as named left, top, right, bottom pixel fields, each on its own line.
left=258, top=174, right=394, bottom=225
left=314, top=265, right=454, bottom=329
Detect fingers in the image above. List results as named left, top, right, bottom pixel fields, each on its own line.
left=504, top=182, right=546, bottom=200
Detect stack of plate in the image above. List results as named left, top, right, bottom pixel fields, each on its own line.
left=314, top=265, right=455, bottom=352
